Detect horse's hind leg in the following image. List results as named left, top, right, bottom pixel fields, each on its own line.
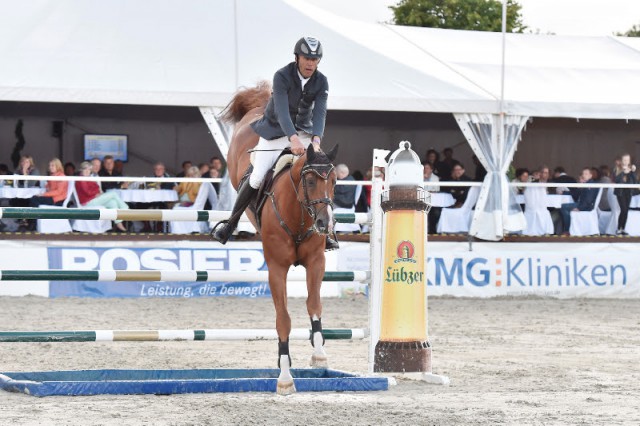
left=269, top=266, right=296, bottom=395
left=306, top=255, right=328, bottom=368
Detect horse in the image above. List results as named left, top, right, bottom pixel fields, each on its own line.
left=220, top=82, right=338, bottom=395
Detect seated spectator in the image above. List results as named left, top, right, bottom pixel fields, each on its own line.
left=114, top=159, right=124, bottom=175
left=210, top=156, right=225, bottom=177
left=176, top=161, right=193, bottom=178
left=198, top=162, right=211, bottom=178
left=423, top=162, right=440, bottom=192
left=174, top=166, right=202, bottom=207
left=64, top=162, right=76, bottom=176
left=472, top=155, right=487, bottom=182
left=21, top=158, right=69, bottom=231
left=98, top=155, right=123, bottom=192
left=447, top=163, right=472, bottom=207
left=90, top=158, right=102, bottom=176
left=208, top=167, right=221, bottom=193
left=0, top=163, right=12, bottom=187
left=424, top=149, right=447, bottom=178
left=334, top=164, right=357, bottom=209
left=598, top=165, right=612, bottom=212
left=14, top=155, right=40, bottom=188
left=560, top=167, right=599, bottom=235
left=76, top=161, right=129, bottom=232
left=512, top=168, right=530, bottom=194
left=146, top=162, right=176, bottom=190
left=439, top=147, right=458, bottom=181
left=550, top=166, right=578, bottom=200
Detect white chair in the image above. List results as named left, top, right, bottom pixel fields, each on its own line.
left=170, top=183, right=218, bottom=234
left=569, top=189, right=602, bottom=236
left=37, top=181, right=75, bottom=234
left=597, top=189, right=619, bottom=235
left=436, top=186, right=480, bottom=234
left=624, top=209, right=640, bottom=236
left=334, top=185, right=363, bottom=233
left=71, top=189, right=113, bottom=234
left=522, top=187, right=553, bottom=236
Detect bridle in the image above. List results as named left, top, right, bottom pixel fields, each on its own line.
left=267, top=156, right=335, bottom=246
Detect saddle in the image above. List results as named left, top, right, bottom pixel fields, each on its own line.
left=243, top=148, right=296, bottom=231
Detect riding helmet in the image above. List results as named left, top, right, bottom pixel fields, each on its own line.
left=294, top=37, right=323, bottom=59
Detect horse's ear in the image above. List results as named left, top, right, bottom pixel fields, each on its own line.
left=326, top=144, right=339, bottom=162
left=306, top=144, right=316, bottom=162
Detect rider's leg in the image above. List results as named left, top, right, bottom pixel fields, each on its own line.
left=325, top=232, right=339, bottom=251
left=211, top=136, right=287, bottom=244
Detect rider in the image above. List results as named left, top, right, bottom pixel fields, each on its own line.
left=212, top=36, right=338, bottom=250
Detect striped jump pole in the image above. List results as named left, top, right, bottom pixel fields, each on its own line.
left=0, top=270, right=370, bottom=283
left=0, top=208, right=370, bottom=224
left=0, top=328, right=368, bottom=343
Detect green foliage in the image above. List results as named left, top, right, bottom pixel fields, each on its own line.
left=390, top=0, right=526, bottom=33
left=616, top=24, right=640, bottom=37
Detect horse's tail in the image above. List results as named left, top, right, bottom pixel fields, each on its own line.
left=220, top=81, right=272, bottom=124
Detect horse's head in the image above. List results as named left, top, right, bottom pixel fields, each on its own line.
left=296, top=144, right=339, bottom=235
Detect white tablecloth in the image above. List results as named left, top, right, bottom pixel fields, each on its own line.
left=516, top=193, right=574, bottom=209
left=108, top=189, right=178, bottom=203
left=429, top=192, right=455, bottom=208
left=630, top=194, right=640, bottom=209
left=0, top=187, right=44, bottom=199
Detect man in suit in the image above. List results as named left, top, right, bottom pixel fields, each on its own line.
left=559, top=167, right=599, bottom=235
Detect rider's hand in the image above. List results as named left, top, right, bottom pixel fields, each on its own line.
left=290, top=134, right=305, bottom=155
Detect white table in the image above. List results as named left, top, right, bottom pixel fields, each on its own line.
left=108, top=189, right=178, bottom=203
left=631, top=194, right=640, bottom=209
left=0, top=187, right=44, bottom=199
left=429, top=192, right=455, bottom=208
left=516, top=193, right=574, bottom=209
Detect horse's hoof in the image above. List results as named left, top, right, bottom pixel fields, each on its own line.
left=276, top=380, right=296, bottom=396
left=310, top=354, right=328, bottom=368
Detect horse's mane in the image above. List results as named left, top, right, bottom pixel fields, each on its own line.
left=220, top=81, right=272, bottom=124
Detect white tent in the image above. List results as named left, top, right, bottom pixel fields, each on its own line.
left=2, top=0, right=640, bottom=240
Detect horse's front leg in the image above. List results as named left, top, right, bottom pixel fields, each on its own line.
left=269, top=266, right=296, bottom=395
left=306, top=252, right=328, bottom=368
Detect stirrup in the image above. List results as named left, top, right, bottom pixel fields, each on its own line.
left=210, top=220, right=232, bottom=243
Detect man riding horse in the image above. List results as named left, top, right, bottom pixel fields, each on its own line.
left=211, top=36, right=339, bottom=251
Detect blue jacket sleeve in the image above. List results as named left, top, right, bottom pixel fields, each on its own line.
left=272, top=71, right=297, bottom=139
left=311, top=78, right=329, bottom=138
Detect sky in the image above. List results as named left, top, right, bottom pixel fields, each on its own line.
left=302, top=0, right=640, bottom=36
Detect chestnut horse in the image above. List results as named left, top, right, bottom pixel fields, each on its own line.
left=220, top=82, right=338, bottom=395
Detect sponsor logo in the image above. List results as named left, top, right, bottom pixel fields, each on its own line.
left=394, top=241, right=416, bottom=264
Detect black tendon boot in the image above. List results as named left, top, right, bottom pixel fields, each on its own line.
left=325, top=232, right=339, bottom=251
left=211, top=180, right=257, bottom=244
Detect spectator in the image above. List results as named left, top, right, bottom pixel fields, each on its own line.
left=423, top=162, right=440, bottom=192
left=439, top=147, right=458, bottom=181
left=333, top=163, right=356, bottom=209
left=513, top=168, right=530, bottom=194
left=598, top=165, right=612, bottom=212
left=210, top=156, right=225, bottom=177
left=64, top=162, right=76, bottom=176
left=472, top=155, right=487, bottom=182
left=424, top=149, right=446, bottom=178
left=198, top=163, right=211, bottom=177
left=90, top=158, right=102, bottom=176
left=614, top=153, right=637, bottom=235
left=147, top=162, right=175, bottom=190
left=14, top=155, right=40, bottom=188
left=0, top=164, right=9, bottom=231
left=176, top=161, right=193, bottom=178
left=550, top=166, right=578, bottom=201
left=174, top=166, right=202, bottom=207
left=559, top=167, right=599, bottom=235
left=447, top=163, right=472, bottom=207
left=114, top=159, right=124, bottom=175
left=208, top=167, right=221, bottom=193
left=75, top=162, right=129, bottom=232
left=21, top=158, right=68, bottom=231
left=98, top=155, right=123, bottom=192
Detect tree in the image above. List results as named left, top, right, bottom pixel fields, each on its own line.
left=390, top=0, right=526, bottom=33
left=616, top=24, right=640, bottom=37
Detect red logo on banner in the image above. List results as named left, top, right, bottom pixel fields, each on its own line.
left=395, top=241, right=416, bottom=263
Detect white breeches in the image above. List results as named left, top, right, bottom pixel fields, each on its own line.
left=249, top=133, right=312, bottom=189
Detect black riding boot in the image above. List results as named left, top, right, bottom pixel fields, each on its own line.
left=211, top=180, right=257, bottom=244
left=325, top=232, right=339, bottom=251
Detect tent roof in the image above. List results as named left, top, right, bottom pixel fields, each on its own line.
left=1, top=0, right=639, bottom=119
